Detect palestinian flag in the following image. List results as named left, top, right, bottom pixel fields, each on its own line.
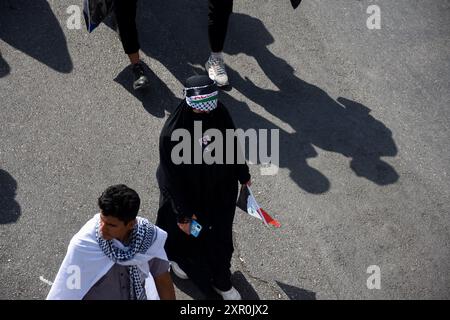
left=237, top=185, right=281, bottom=228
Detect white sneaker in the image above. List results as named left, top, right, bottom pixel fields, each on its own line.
left=170, top=261, right=189, bottom=280
left=213, top=286, right=242, bottom=300
left=205, top=56, right=229, bottom=87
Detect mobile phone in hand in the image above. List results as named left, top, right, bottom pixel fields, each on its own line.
left=190, top=220, right=202, bottom=237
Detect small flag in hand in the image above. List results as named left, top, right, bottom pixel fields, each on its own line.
left=237, top=185, right=281, bottom=228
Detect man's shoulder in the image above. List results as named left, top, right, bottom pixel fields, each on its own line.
left=69, top=214, right=100, bottom=248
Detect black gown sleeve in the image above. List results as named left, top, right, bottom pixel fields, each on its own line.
left=221, top=105, right=251, bottom=184
left=157, top=134, right=196, bottom=222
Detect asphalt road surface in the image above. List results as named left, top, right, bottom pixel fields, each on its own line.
left=0, top=0, right=449, bottom=299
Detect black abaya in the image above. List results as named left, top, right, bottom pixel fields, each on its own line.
left=156, top=101, right=250, bottom=295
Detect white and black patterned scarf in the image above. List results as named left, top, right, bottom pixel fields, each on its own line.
left=96, top=217, right=156, bottom=300
left=186, top=90, right=218, bottom=112
left=184, top=82, right=219, bottom=112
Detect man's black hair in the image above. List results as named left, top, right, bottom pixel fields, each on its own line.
left=98, top=184, right=140, bottom=224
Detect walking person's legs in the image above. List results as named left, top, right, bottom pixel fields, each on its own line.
left=113, top=0, right=149, bottom=90
left=205, top=0, right=233, bottom=87
left=207, top=228, right=241, bottom=300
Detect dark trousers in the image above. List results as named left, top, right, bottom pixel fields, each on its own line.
left=208, top=0, right=234, bottom=52
left=113, top=0, right=139, bottom=55
left=113, top=0, right=233, bottom=55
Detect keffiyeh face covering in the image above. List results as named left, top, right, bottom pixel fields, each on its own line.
left=96, top=217, right=156, bottom=300
left=185, top=82, right=219, bottom=112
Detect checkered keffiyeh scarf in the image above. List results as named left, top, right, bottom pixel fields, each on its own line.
left=96, top=217, right=156, bottom=300
left=186, top=90, right=219, bottom=112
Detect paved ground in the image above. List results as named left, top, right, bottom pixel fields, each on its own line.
left=0, top=0, right=449, bottom=299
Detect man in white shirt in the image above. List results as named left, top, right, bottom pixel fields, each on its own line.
left=47, top=184, right=175, bottom=300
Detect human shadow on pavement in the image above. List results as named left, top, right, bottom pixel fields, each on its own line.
left=129, top=3, right=398, bottom=192
left=276, top=281, right=316, bottom=300
left=218, top=13, right=399, bottom=193
left=114, top=62, right=177, bottom=118
left=0, top=169, right=21, bottom=224
left=112, top=3, right=398, bottom=192
left=0, top=0, right=73, bottom=74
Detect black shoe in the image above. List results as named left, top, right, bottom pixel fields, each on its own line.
left=132, top=63, right=150, bottom=90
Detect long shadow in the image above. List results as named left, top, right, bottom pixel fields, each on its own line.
left=276, top=281, right=316, bottom=300
left=219, top=13, right=399, bottom=192
left=0, top=0, right=73, bottom=74
left=126, top=4, right=398, bottom=192
left=0, top=169, right=21, bottom=224
left=113, top=62, right=177, bottom=118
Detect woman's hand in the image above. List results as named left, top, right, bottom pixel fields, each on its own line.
left=177, top=214, right=197, bottom=235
